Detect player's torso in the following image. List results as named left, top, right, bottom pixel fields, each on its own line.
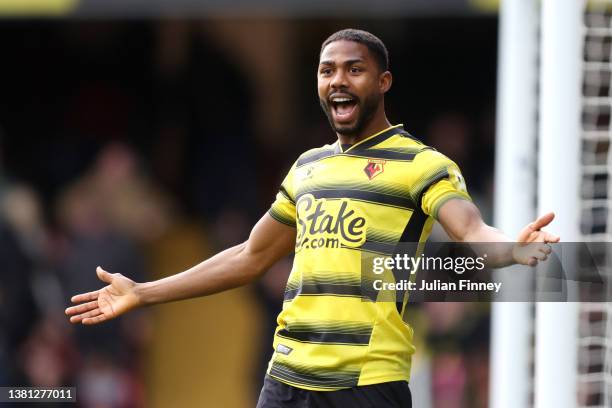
left=268, top=130, right=430, bottom=391
left=290, top=133, right=433, bottom=273
left=284, top=150, right=421, bottom=308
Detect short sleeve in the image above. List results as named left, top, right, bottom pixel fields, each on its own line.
left=409, top=149, right=472, bottom=219
left=268, top=162, right=297, bottom=227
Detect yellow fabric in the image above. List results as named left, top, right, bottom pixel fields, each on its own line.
left=414, top=149, right=471, bottom=218
left=267, top=124, right=471, bottom=391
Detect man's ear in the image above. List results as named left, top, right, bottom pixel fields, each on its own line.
left=380, top=71, right=392, bottom=94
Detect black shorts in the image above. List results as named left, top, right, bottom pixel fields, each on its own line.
left=256, top=375, right=412, bottom=408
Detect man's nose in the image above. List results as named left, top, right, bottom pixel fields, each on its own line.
left=330, top=70, right=349, bottom=89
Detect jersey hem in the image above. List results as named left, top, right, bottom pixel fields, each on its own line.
left=267, top=372, right=410, bottom=392
left=357, top=373, right=410, bottom=387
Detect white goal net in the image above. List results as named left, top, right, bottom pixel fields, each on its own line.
left=578, top=4, right=612, bottom=407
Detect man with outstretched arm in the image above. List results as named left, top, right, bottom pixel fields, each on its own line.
left=67, top=29, right=559, bottom=408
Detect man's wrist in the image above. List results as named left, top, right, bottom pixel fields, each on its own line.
left=510, top=243, right=519, bottom=264
left=133, top=281, right=154, bottom=307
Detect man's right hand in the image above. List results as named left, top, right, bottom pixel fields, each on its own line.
left=65, top=266, right=142, bottom=325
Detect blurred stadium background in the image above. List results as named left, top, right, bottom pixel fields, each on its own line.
left=0, top=0, right=608, bottom=407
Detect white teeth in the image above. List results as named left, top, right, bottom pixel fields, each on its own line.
left=332, top=97, right=353, bottom=103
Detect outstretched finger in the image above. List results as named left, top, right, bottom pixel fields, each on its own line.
left=65, top=300, right=98, bottom=316
left=82, top=314, right=108, bottom=325
left=529, top=212, right=555, bottom=231
left=71, top=290, right=99, bottom=304
left=70, top=308, right=101, bottom=324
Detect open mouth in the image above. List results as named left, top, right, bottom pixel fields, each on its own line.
left=330, top=94, right=358, bottom=123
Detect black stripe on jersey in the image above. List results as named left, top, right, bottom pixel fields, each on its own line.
left=284, top=284, right=363, bottom=301
left=336, top=242, right=404, bottom=257
left=276, top=329, right=371, bottom=346
left=367, top=227, right=402, bottom=244
left=297, top=179, right=412, bottom=204
left=344, top=149, right=417, bottom=161
left=279, top=185, right=295, bottom=203
left=347, top=126, right=405, bottom=152
left=270, top=361, right=360, bottom=389
left=357, top=240, right=397, bottom=255
left=268, top=208, right=296, bottom=227
left=300, top=189, right=414, bottom=210
left=397, top=129, right=426, bottom=145
left=284, top=274, right=363, bottom=300
left=285, top=320, right=373, bottom=333
left=296, top=149, right=336, bottom=167
left=392, top=209, right=429, bottom=314
left=295, top=126, right=421, bottom=167
left=398, top=209, right=427, bottom=244
left=286, top=274, right=361, bottom=289
left=416, top=170, right=450, bottom=208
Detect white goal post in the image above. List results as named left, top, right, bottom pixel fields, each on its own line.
left=535, top=0, right=583, bottom=407
left=491, top=0, right=539, bottom=407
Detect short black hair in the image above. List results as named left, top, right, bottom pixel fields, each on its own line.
left=320, top=29, right=389, bottom=72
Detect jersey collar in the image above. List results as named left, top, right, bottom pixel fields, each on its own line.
left=334, top=124, right=405, bottom=154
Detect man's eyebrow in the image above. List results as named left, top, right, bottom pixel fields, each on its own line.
left=319, top=58, right=366, bottom=67
left=344, top=58, right=366, bottom=65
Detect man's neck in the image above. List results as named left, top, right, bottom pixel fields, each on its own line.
left=337, top=115, right=393, bottom=146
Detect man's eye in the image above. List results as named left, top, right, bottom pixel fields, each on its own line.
left=320, top=69, right=332, bottom=75
left=350, top=67, right=362, bottom=73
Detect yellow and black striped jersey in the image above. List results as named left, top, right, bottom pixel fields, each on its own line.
left=267, top=124, right=471, bottom=391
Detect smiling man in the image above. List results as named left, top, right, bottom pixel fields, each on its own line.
left=318, top=32, right=390, bottom=142
left=66, top=29, right=559, bottom=408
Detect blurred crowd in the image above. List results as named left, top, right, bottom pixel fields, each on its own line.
left=0, top=19, right=497, bottom=408
left=0, top=141, right=171, bottom=406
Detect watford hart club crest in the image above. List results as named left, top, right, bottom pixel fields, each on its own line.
left=364, top=159, right=386, bottom=180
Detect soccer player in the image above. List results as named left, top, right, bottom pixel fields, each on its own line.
left=66, top=29, right=559, bottom=407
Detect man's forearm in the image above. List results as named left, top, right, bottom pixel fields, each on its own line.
left=438, top=200, right=556, bottom=270
left=462, top=224, right=515, bottom=268
left=134, top=242, right=264, bottom=306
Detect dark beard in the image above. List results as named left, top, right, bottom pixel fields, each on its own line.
left=319, top=93, right=380, bottom=136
